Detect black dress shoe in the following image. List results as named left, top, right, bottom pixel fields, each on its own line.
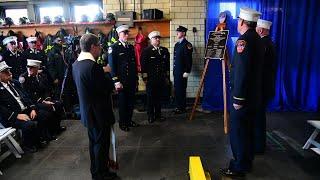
left=155, top=116, right=166, bottom=122
left=220, top=168, right=245, bottom=178
left=129, top=121, right=140, bottom=127
left=119, top=125, right=130, bottom=132
left=148, top=117, right=155, bottom=123
left=58, top=126, right=67, bottom=133
left=23, top=146, right=38, bottom=153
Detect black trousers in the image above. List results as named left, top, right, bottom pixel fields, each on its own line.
left=118, top=88, right=135, bottom=126
left=146, top=82, right=163, bottom=118
left=37, top=102, right=63, bottom=134
left=88, top=125, right=111, bottom=179
left=14, top=118, right=38, bottom=147
left=174, top=76, right=187, bottom=110
left=229, top=102, right=254, bottom=173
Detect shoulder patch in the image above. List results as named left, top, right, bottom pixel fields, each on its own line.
left=187, top=43, right=193, bottom=50
left=108, top=47, right=113, bottom=54
left=236, top=40, right=246, bottom=53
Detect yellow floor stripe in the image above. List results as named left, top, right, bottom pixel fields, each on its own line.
left=189, top=156, right=208, bottom=180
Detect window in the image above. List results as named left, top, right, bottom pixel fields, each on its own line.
left=74, top=4, right=100, bottom=22
left=219, top=3, right=236, bottom=19
left=5, top=9, right=28, bottom=25
left=39, top=6, right=63, bottom=23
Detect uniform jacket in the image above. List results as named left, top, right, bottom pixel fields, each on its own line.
left=108, top=41, right=137, bottom=89
left=261, top=35, right=276, bottom=103
left=72, top=52, right=115, bottom=128
left=2, top=50, right=27, bottom=80
left=230, top=28, right=265, bottom=109
left=23, top=48, right=47, bottom=67
left=141, top=45, right=170, bottom=84
left=20, top=71, right=53, bottom=104
left=0, top=80, right=36, bottom=126
left=173, top=38, right=193, bottom=77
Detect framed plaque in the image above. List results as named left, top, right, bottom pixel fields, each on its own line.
left=205, top=30, right=229, bottom=59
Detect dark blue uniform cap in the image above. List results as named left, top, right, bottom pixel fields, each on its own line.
left=176, top=25, right=188, bottom=32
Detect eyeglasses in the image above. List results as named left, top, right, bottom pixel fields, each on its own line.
left=10, top=41, right=16, bottom=45
left=30, top=41, right=37, bottom=44
left=123, top=31, right=129, bottom=35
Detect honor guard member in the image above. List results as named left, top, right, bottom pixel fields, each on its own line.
left=173, top=25, right=193, bottom=114
left=108, top=25, right=139, bottom=132
left=255, top=19, right=276, bottom=154
left=220, top=7, right=264, bottom=178
left=47, top=37, right=67, bottom=99
left=2, top=36, right=27, bottom=80
left=141, top=31, right=170, bottom=123
left=24, top=37, right=47, bottom=67
left=19, top=59, right=66, bottom=136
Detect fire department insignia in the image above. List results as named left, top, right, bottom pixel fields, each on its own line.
left=236, top=40, right=246, bottom=53
left=187, top=43, right=193, bottom=50
left=108, top=47, right=112, bottom=54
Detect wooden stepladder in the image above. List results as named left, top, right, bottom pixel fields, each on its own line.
left=189, top=29, right=229, bottom=134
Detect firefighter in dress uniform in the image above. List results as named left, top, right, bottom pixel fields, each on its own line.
left=255, top=19, right=277, bottom=154
left=19, top=59, right=66, bottom=136
left=108, top=25, right=139, bottom=132
left=141, top=31, right=170, bottom=123
left=1, top=36, right=27, bottom=80
left=220, top=7, right=265, bottom=178
left=173, top=26, right=193, bottom=114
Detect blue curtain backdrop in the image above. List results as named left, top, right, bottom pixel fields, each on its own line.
left=202, top=0, right=320, bottom=111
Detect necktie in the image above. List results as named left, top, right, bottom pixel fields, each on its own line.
left=157, top=47, right=161, bottom=55
left=8, top=83, right=19, bottom=97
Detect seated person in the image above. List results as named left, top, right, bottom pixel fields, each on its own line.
left=0, top=61, right=52, bottom=152
left=19, top=59, right=66, bottom=135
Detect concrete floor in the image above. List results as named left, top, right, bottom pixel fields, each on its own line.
left=1, top=110, right=320, bottom=180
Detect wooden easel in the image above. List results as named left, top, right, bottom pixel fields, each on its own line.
left=189, top=24, right=229, bottom=134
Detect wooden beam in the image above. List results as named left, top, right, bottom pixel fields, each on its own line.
left=0, top=19, right=170, bottom=38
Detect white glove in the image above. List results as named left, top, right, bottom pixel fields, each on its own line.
left=183, top=72, right=189, bottom=78
left=114, top=82, right=123, bottom=90
left=233, top=103, right=243, bottom=110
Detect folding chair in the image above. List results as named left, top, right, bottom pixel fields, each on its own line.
left=0, top=123, right=24, bottom=175
left=303, top=120, right=320, bottom=155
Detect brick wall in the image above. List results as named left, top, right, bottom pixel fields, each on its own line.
left=103, top=0, right=207, bottom=97
left=170, top=0, right=206, bottom=97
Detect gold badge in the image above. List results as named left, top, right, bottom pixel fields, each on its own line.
left=236, top=40, right=246, bottom=53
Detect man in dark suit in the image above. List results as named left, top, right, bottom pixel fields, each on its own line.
left=72, top=33, right=117, bottom=180
left=173, top=25, right=193, bottom=114
left=220, top=7, right=264, bottom=178
left=0, top=61, right=51, bottom=153
left=255, top=19, right=277, bottom=154
left=108, top=25, right=139, bottom=132
left=141, top=31, right=170, bottom=123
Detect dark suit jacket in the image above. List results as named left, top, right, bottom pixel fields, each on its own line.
left=0, top=80, right=37, bottom=126
left=72, top=59, right=115, bottom=128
